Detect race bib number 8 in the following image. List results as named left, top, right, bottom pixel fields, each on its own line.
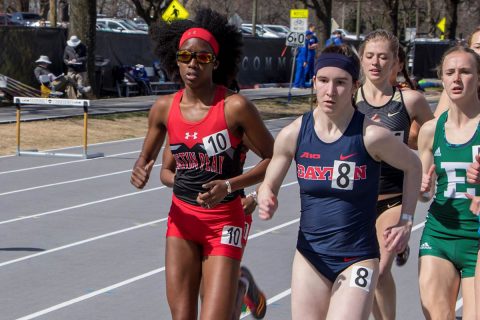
left=349, top=265, right=373, bottom=292
left=332, top=160, right=355, bottom=190
left=221, top=225, right=242, bottom=248
left=203, top=129, right=231, bottom=157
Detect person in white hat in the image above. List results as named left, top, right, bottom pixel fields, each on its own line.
left=63, top=35, right=90, bottom=98
left=34, top=55, right=68, bottom=96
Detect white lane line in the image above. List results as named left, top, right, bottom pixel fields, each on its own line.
left=0, top=181, right=298, bottom=267
left=0, top=165, right=254, bottom=225
left=0, top=163, right=159, bottom=197
left=240, top=288, right=292, bottom=319
left=0, top=119, right=289, bottom=174
left=16, top=267, right=165, bottom=320
left=14, top=197, right=301, bottom=319
left=456, top=298, right=463, bottom=311
left=0, top=150, right=141, bottom=175
left=0, top=218, right=167, bottom=268
left=412, top=221, right=425, bottom=232
left=0, top=186, right=166, bottom=225
left=0, top=137, right=145, bottom=160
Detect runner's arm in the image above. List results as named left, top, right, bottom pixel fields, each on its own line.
left=257, top=117, right=301, bottom=220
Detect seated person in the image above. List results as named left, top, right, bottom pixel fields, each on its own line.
left=34, top=55, right=90, bottom=97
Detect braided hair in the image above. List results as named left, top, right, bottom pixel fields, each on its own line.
left=150, top=8, right=243, bottom=86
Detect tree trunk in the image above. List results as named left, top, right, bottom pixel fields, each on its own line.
left=69, top=0, right=97, bottom=94
left=445, top=0, right=460, bottom=40
left=18, top=0, right=29, bottom=11
left=39, top=0, right=49, bottom=19
left=49, top=0, right=57, bottom=26
left=300, top=0, right=333, bottom=47
left=58, top=0, right=69, bottom=22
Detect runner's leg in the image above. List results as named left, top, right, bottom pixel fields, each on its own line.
left=476, top=251, right=480, bottom=320
left=328, top=258, right=379, bottom=320
left=201, top=255, right=241, bottom=320
left=165, top=237, right=202, bottom=320
left=372, top=204, right=401, bottom=320
left=461, top=277, right=475, bottom=319
left=418, top=256, right=460, bottom=320
left=291, top=250, right=331, bottom=320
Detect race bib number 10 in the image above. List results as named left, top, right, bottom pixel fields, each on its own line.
left=203, top=129, right=231, bottom=157
left=221, top=225, right=242, bottom=248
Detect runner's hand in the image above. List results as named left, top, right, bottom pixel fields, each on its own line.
left=465, top=193, right=480, bottom=216
left=197, top=180, right=229, bottom=208
left=383, top=221, right=412, bottom=253
left=242, top=196, right=257, bottom=215
left=130, top=159, right=154, bottom=189
left=258, top=189, right=278, bottom=220
left=420, top=164, right=435, bottom=195
left=467, top=154, right=480, bottom=184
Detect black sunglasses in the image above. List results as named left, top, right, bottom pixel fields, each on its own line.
left=176, top=50, right=216, bottom=64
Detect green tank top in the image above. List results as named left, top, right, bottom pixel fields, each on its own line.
left=427, top=111, right=480, bottom=239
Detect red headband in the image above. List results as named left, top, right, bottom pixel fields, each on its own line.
left=179, top=28, right=219, bottom=55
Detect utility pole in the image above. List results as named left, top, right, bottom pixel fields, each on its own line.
left=356, top=0, right=361, bottom=39
left=252, top=0, right=257, bottom=37
left=341, top=3, right=345, bottom=28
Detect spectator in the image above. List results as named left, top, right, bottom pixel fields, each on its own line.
left=305, top=24, right=319, bottom=82
left=63, top=35, right=90, bottom=98
left=292, top=32, right=312, bottom=89
left=34, top=55, right=91, bottom=98
left=325, top=30, right=344, bottom=47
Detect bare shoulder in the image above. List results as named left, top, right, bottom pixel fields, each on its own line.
left=402, top=89, right=427, bottom=104
left=149, top=92, right=177, bottom=125
left=418, top=117, right=438, bottom=139
left=224, top=92, right=256, bottom=113
left=276, top=116, right=303, bottom=146
left=401, top=89, right=430, bottom=114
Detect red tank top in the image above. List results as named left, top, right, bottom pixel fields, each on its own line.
left=167, top=86, right=243, bottom=205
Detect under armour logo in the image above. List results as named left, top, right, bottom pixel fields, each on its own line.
left=185, top=132, right=198, bottom=140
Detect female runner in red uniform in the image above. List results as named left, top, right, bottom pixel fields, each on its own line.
left=130, top=8, right=273, bottom=320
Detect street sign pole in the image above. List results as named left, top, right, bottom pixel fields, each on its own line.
left=288, top=9, right=309, bottom=103
left=288, top=47, right=297, bottom=102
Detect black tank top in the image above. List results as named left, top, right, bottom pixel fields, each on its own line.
left=355, top=86, right=411, bottom=194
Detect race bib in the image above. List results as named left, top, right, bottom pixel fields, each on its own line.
left=332, top=160, right=355, bottom=190
left=221, top=225, right=242, bottom=248
left=203, top=129, right=231, bottom=157
left=349, top=265, right=374, bottom=292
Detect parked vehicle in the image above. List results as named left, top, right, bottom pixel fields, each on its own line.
left=0, top=13, right=20, bottom=26
left=262, top=24, right=290, bottom=37
left=241, top=24, right=280, bottom=38
left=333, top=28, right=364, bottom=40
left=11, top=12, right=41, bottom=26
left=97, top=18, right=147, bottom=34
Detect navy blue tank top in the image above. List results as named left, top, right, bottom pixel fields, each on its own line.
left=295, top=110, right=381, bottom=256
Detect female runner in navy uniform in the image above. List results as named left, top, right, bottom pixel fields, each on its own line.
left=130, top=8, right=273, bottom=320
left=257, top=44, right=421, bottom=320
left=356, top=30, right=433, bottom=320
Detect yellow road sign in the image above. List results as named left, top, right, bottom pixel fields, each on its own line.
left=437, top=17, right=446, bottom=33
left=162, top=0, right=189, bottom=23
left=290, top=9, right=308, bottom=19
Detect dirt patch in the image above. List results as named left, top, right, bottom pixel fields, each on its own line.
left=0, top=96, right=314, bottom=156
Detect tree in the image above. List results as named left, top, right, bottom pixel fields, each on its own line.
left=381, top=0, right=399, bottom=36
left=298, top=0, right=333, bottom=46
left=49, top=0, right=57, bottom=27
left=130, top=0, right=169, bottom=26
left=445, top=0, right=460, bottom=40
left=69, top=0, right=97, bottom=93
